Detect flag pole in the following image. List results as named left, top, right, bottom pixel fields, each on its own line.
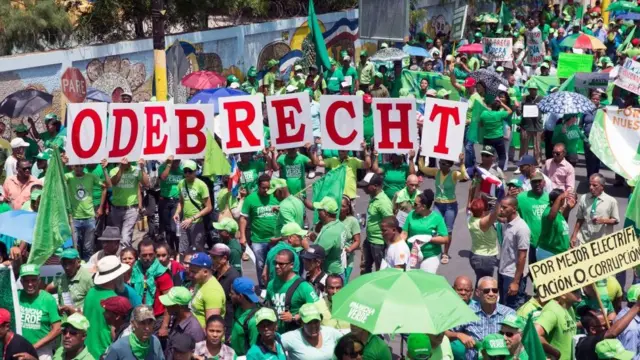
left=592, top=283, right=611, bottom=329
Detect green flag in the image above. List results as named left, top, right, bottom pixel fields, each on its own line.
left=625, top=176, right=640, bottom=236
left=308, top=0, right=331, bottom=71
left=522, top=314, right=546, bottom=360
left=203, top=131, right=230, bottom=177
left=618, top=26, right=637, bottom=54
left=311, top=165, right=346, bottom=222
left=400, top=70, right=461, bottom=100
left=499, top=3, right=513, bottom=28
left=27, top=147, right=72, bottom=265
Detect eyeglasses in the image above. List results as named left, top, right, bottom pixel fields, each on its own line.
left=482, top=288, right=499, bottom=294
left=499, top=331, right=515, bottom=337
left=62, top=328, right=80, bottom=336
left=275, top=261, right=291, bottom=267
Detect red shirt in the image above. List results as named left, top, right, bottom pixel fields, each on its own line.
left=151, top=272, right=173, bottom=316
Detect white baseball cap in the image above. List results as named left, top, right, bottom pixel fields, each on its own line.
left=10, top=138, right=29, bottom=149
left=285, top=85, right=298, bottom=93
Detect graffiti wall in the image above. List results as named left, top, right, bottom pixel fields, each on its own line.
left=0, top=9, right=359, bottom=136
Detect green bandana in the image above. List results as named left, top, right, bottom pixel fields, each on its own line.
left=129, top=332, right=151, bottom=360
left=130, top=259, right=167, bottom=306
left=394, top=187, right=421, bottom=204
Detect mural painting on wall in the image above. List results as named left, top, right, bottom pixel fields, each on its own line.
left=423, top=14, right=452, bottom=39
left=86, top=55, right=151, bottom=103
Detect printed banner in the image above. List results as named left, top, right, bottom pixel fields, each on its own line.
left=452, top=5, right=469, bottom=40
left=589, top=107, right=640, bottom=180
left=530, top=227, right=640, bottom=302
left=557, top=53, right=594, bottom=79
left=525, top=29, right=545, bottom=65
left=420, top=98, right=467, bottom=161
left=320, top=95, right=364, bottom=151
left=266, top=93, right=313, bottom=150
left=482, top=37, right=513, bottom=61
left=615, top=58, right=640, bottom=96
left=574, top=72, right=610, bottom=90
left=372, top=98, right=418, bottom=154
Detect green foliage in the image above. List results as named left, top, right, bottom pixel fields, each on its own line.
left=74, top=0, right=150, bottom=44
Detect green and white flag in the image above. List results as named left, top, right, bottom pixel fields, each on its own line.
left=588, top=108, right=640, bottom=180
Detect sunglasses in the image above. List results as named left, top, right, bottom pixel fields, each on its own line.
left=499, top=331, right=515, bottom=337
left=482, top=288, right=499, bottom=294
left=553, top=152, right=563, bottom=156
left=183, top=168, right=194, bottom=174
left=20, top=167, right=31, bottom=171
left=62, top=328, right=80, bottom=336
left=275, top=261, right=291, bottom=267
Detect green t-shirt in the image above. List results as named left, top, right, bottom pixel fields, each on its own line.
left=65, top=172, right=102, bottom=219
left=192, top=277, right=226, bottom=327
left=402, top=210, right=448, bottom=258
left=24, top=137, right=39, bottom=163
left=324, top=157, right=363, bottom=200
left=342, top=215, right=360, bottom=266
left=480, top=110, right=509, bottom=140
left=552, top=124, right=584, bottom=155
left=517, top=297, right=543, bottom=322
left=364, top=334, right=392, bottom=360
left=539, top=206, right=570, bottom=254
left=339, top=66, right=358, bottom=93
left=109, top=166, right=142, bottom=207
left=536, top=300, right=577, bottom=360
left=246, top=340, right=287, bottom=359
left=265, top=275, right=319, bottom=333
left=363, top=111, right=374, bottom=146
left=516, top=191, right=550, bottom=248
left=228, top=238, right=244, bottom=275
left=18, top=290, right=61, bottom=345
left=241, top=192, right=279, bottom=243
left=178, top=178, right=210, bottom=223
left=266, top=242, right=301, bottom=282
left=88, top=165, right=106, bottom=207
left=275, top=195, right=305, bottom=237
left=324, top=69, right=345, bottom=93
left=239, top=160, right=265, bottom=192
left=230, top=306, right=260, bottom=355
left=316, top=219, right=346, bottom=274
left=366, top=191, right=394, bottom=245
left=467, top=92, right=485, bottom=123
left=277, top=153, right=310, bottom=196
left=158, top=164, right=183, bottom=198
left=381, top=163, right=409, bottom=200
left=53, top=266, right=94, bottom=309
left=83, top=287, right=116, bottom=359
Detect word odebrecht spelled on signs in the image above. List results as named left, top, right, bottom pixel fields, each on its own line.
left=530, top=227, right=640, bottom=302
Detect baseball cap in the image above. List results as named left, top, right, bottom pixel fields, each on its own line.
left=44, top=113, right=58, bottom=122
left=212, top=217, right=239, bottom=234
left=374, top=71, right=384, bottom=79
left=526, top=82, right=538, bottom=89
left=62, top=313, right=90, bottom=332
left=13, top=124, right=28, bottom=133
left=186, top=252, right=212, bottom=268
left=61, top=248, right=80, bottom=260
left=595, top=339, right=634, bottom=360
left=312, top=197, right=339, bottom=214
left=540, top=62, right=550, bottom=69
left=35, top=152, right=50, bottom=161
left=181, top=160, right=198, bottom=171
left=480, top=145, right=496, bottom=156
left=255, top=307, right=277, bottom=324
left=267, top=178, right=288, bottom=194
left=132, top=305, right=156, bottom=322
left=481, top=334, right=510, bottom=356
left=531, top=171, right=544, bottom=182
left=232, top=277, right=260, bottom=303
left=30, top=189, right=42, bottom=201
left=247, top=67, right=257, bottom=77
left=172, top=333, right=196, bottom=353
left=294, top=64, right=303, bottom=71
left=281, top=222, right=308, bottom=237
left=286, top=85, right=298, bottom=93
left=436, top=89, right=451, bottom=99
left=358, top=172, right=384, bottom=187
left=227, top=75, right=239, bottom=83
left=360, top=50, right=368, bottom=57
left=628, top=284, right=640, bottom=302
left=209, top=243, right=231, bottom=258
left=267, top=59, right=279, bottom=68
left=363, top=94, right=373, bottom=104
left=496, top=66, right=505, bottom=73
left=299, top=303, right=322, bottom=323
left=20, top=264, right=40, bottom=277
left=518, top=155, right=537, bottom=166
left=0, top=309, right=11, bottom=325
left=10, top=138, right=29, bottom=149
left=300, top=244, right=326, bottom=261
left=380, top=42, right=389, bottom=49
left=407, top=334, right=432, bottom=360
left=159, top=286, right=192, bottom=306
left=426, top=89, right=437, bottom=97
left=343, top=55, right=351, bottom=61
left=464, top=77, right=477, bottom=88
left=101, top=296, right=132, bottom=317
left=500, top=314, right=525, bottom=330
left=507, top=178, right=523, bottom=188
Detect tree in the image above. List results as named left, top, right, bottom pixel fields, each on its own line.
left=0, top=0, right=73, bottom=56
left=74, top=0, right=150, bottom=44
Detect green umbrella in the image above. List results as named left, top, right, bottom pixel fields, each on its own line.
left=331, top=269, right=479, bottom=334
left=607, top=1, right=640, bottom=13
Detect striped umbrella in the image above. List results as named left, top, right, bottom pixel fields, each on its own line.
left=559, top=33, right=606, bottom=50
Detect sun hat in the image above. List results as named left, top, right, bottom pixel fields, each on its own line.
left=312, top=196, right=339, bottom=214
left=281, top=222, right=308, bottom=237
left=232, top=277, right=260, bottom=303
left=299, top=303, right=322, bottom=323
left=159, top=286, right=192, bottom=307
left=267, top=178, right=288, bottom=195
left=101, top=296, right=132, bottom=317
left=595, top=339, right=634, bottom=360
left=255, top=307, right=277, bottom=324
left=98, top=226, right=122, bottom=241
left=407, top=334, right=432, bottom=360
left=212, top=217, right=239, bottom=234
left=19, top=264, right=40, bottom=278
left=94, top=256, right=130, bottom=285
left=62, top=313, right=90, bottom=332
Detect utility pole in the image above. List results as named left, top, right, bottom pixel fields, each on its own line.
left=152, top=0, right=168, bottom=101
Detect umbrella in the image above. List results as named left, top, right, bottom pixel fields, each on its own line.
left=469, top=69, right=509, bottom=97
left=187, top=87, right=247, bottom=113
left=0, top=89, right=53, bottom=118
left=370, top=47, right=409, bottom=62
left=86, top=87, right=111, bottom=103
left=607, top=1, right=640, bottom=12
left=559, top=33, right=606, bottom=50
left=181, top=71, right=227, bottom=90
left=457, top=43, right=483, bottom=54
left=537, top=91, right=596, bottom=114
left=402, top=45, right=432, bottom=58
left=615, top=11, right=640, bottom=20
left=474, top=13, right=499, bottom=24
left=331, top=269, right=478, bottom=334
left=0, top=210, right=36, bottom=243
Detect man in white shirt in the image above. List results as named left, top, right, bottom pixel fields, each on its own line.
left=380, top=216, right=410, bottom=270
left=516, top=155, right=553, bottom=193
left=3, top=138, right=29, bottom=178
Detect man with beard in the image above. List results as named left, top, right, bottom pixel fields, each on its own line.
left=52, top=313, right=93, bottom=360
left=46, top=249, right=93, bottom=313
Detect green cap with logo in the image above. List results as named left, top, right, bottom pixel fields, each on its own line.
left=281, top=222, right=308, bottom=237
left=61, top=248, right=80, bottom=260
left=374, top=71, right=384, bottom=79
left=595, top=339, right=634, bottom=360
left=62, top=313, right=90, bottom=332
left=181, top=160, right=197, bottom=171
left=628, top=284, right=640, bottom=302
left=159, top=286, right=192, bottom=306
left=267, top=59, right=279, bottom=68
left=20, top=264, right=40, bottom=277
left=313, top=196, right=339, bottom=214
left=212, top=217, right=239, bottom=235
left=44, top=113, right=58, bottom=123
left=227, top=75, right=239, bottom=83
left=266, top=178, right=288, bottom=195
left=299, top=303, right=322, bottom=323
left=500, top=314, right=525, bottom=330
left=481, top=334, right=510, bottom=356
left=507, top=178, right=523, bottom=188
left=255, top=307, right=277, bottom=324
left=35, top=152, right=50, bottom=161
left=407, top=334, right=432, bottom=360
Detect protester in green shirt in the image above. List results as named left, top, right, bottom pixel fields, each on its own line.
left=552, top=116, right=586, bottom=166
left=27, top=113, right=62, bottom=150
left=324, top=58, right=345, bottom=94
left=239, top=151, right=271, bottom=192
left=535, top=290, right=581, bottom=360
left=229, top=277, right=261, bottom=356
left=267, top=178, right=305, bottom=236
left=109, top=158, right=150, bottom=248
left=480, top=95, right=513, bottom=170
left=289, top=65, right=307, bottom=91
left=263, top=59, right=279, bottom=95
left=18, top=264, right=62, bottom=357
left=246, top=308, right=287, bottom=360
left=46, top=248, right=94, bottom=312
left=340, top=196, right=361, bottom=284
left=313, top=196, right=346, bottom=275
left=52, top=313, right=94, bottom=360
left=517, top=172, right=550, bottom=254
left=538, top=189, right=575, bottom=260
left=358, top=51, right=376, bottom=92
left=273, top=146, right=313, bottom=197
left=174, top=160, right=212, bottom=252
left=339, top=55, right=359, bottom=93
left=14, top=124, right=39, bottom=162
left=350, top=325, right=392, bottom=360
left=361, top=173, right=394, bottom=273
left=158, top=156, right=183, bottom=250
left=371, top=151, right=416, bottom=200
left=213, top=218, right=244, bottom=274
left=241, top=66, right=259, bottom=94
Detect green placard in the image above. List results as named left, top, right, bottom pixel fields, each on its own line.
left=557, top=53, right=594, bottom=79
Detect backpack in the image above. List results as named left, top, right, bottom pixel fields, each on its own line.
left=235, top=305, right=262, bottom=351
left=265, top=277, right=306, bottom=332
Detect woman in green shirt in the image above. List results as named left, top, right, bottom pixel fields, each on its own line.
left=340, top=196, right=361, bottom=284
left=480, top=93, right=513, bottom=170
left=538, top=189, right=575, bottom=261
left=552, top=115, right=585, bottom=167
left=371, top=150, right=416, bottom=200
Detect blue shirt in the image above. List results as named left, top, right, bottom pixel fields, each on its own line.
left=454, top=301, right=515, bottom=360
left=117, top=284, right=142, bottom=308
left=103, top=335, right=165, bottom=360
left=615, top=307, right=640, bottom=359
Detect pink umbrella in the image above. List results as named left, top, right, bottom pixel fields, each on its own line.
left=181, top=71, right=226, bottom=90
left=457, top=43, right=483, bottom=54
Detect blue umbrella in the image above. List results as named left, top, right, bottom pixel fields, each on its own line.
left=537, top=91, right=596, bottom=115
left=402, top=45, right=432, bottom=58
left=187, top=88, right=248, bottom=113
left=615, top=12, right=640, bottom=20
left=0, top=210, right=36, bottom=244
left=86, top=87, right=112, bottom=103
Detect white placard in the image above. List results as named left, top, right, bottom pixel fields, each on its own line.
left=615, top=58, right=640, bottom=96
left=171, top=104, right=213, bottom=160
left=107, top=103, right=145, bottom=162
left=420, top=98, right=467, bottom=162
left=482, top=38, right=513, bottom=62
left=320, top=95, right=364, bottom=151
left=141, top=102, right=173, bottom=161
left=522, top=105, right=539, bottom=118
left=372, top=98, right=418, bottom=154
left=266, top=92, right=313, bottom=149
left=218, top=95, right=264, bottom=154
left=65, top=103, right=108, bottom=165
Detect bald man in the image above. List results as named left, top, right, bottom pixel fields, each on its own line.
left=392, top=174, right=421, bottom=214
left=453, top=276, right=473, bottom=304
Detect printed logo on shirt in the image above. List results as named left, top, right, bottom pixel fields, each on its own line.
left=347, top=302, right=376, bottom=324
left=271, top=292, right=286, bottom=314
left=167, top=174, right=182, bottom=184
left=21, top=306, right=43, bottom=330
left=533, top=204, right=547, bottom=218
left=242, top=170, right=256, bottom=183
left=257, top=206, right=276, bottom=218
left=181, top=187, right=200, bottom=201
left=118, top=173, right=138, bottom=189
left=285, top=165, right=302, bottom=179
left=74, top=183, right=87, bottom=201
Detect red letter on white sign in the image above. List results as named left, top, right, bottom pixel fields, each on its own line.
left=421, top=98, right=467, bottom=161
left=320, top=95, right=363, bottom=151
left=373, top=98, right=417, bottom=154
left=266, top=93, right=312, bottom=149
left=172, top=105, right=212, bottom=159
left=65, top=103, right=108, bottom=165
left=219, top=95, right=264, bottom=154
left=142, top=104, right=170, bottom=160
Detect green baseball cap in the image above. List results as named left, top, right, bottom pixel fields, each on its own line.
left=628, top=284, right=640, bottom=302
left=595, top=339, right=634, bottom=360
left=255, top=307, right=277, bottom=324
left=227, top=75, right=239, bottom=83
left=313, top=196, right=339, bottom=214
left=481, top=334, right=510, bottom=356
left=475, top=32, right=483, bottom=38
left=44, top=113, right=58, bottom=123
left=507, top=178, right=523, bottom=188
left=20, top=264, right=40, bottom=277
left=159, top=286, right=192, bottom=306
left=374, top=71, right=384, bottom=79
left=30, top=189, right=42, bottom=201
left=360, top=50, right=368, bottom=57
left=330, top=58, right=337, bottom=66
left=267, top=59, right=279, bottom=68
left=35, top=152, right=50, bottom=161
left=13, top=124, right=28, bottom=133
left=61, top=248, right=80, bottom=260
left=500, top=314, right=525, bottom=330
left=281, top=222, right=308, bottom=237
left=299, top=303, right=322, bottom=323
left=340, top=50, right=348, bottom=57
left=181, top=160, right=197, bottom=171
left=407, top=334, right=432, bottom=360
left=266, top=178, right=288, bottom=195
left=212, top=217, right=239, bottom=234
left=247, top=66, right=257, bottom=77
left=62, top=313, right=90, bottom=332
left=436, top=89, right=451, bottom=99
